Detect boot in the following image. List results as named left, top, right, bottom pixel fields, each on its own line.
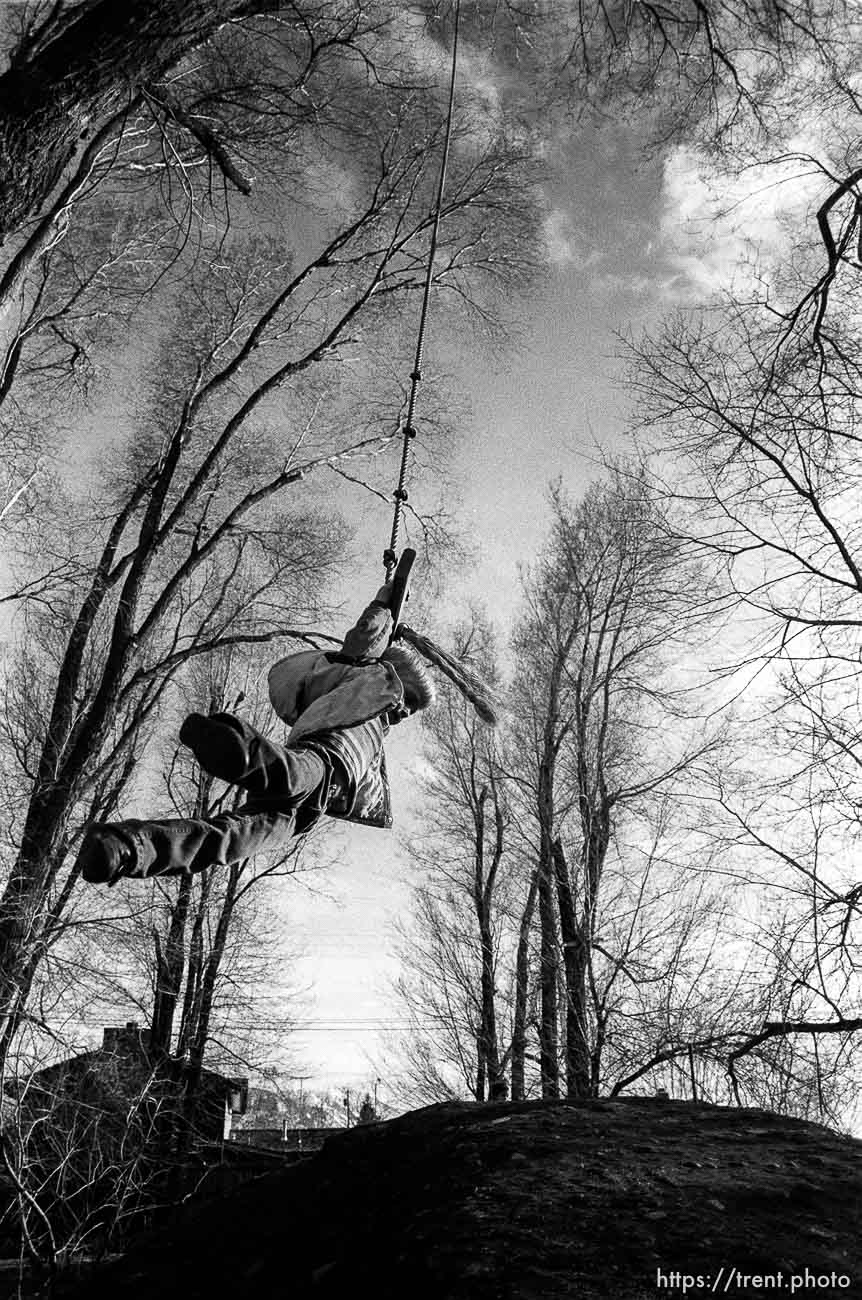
left=179, top=712, right=249, bottom=784
left=77, top=826, right=136, bottom=885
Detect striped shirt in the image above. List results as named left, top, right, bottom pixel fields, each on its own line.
left=302, top=717, right=391, bottom=827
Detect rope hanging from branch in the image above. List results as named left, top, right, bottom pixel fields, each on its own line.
left=383, top=0, right=462, bottom=579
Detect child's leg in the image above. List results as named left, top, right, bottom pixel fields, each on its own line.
left=179, top=713, right=312, bottom=799
left=78, top=745, right=333, bottom=884
left=102, top=803, right=298, bottom=881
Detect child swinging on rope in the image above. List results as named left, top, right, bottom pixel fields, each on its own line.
left=77, top=0, right=486, bottom=890
left=77, top=560, right=496, bottom=886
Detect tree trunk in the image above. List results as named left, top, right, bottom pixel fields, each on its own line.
left=182, top=863, right=241, bottom=1142
left=537, top=841, right=559, bottom=1098
left=472, top=785, right=504, bottom=1103
left=537, top=745, right=560, bottom=1099
left=176, top=872, right=212, bottom=1058
left=511, top=868, right=538, bottom=1101
left=0, top=401, right=190, bottom=1049
left=0, top=0, right=277, bottom=240
left=478, top=914, right=502, bottom=1099
left=552, top=837, right=592, bottom=1098
left=150, top=874, right=193, bottom=1054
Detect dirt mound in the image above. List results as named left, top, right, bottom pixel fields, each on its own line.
left=64, top=1098, right=861, bottom=1299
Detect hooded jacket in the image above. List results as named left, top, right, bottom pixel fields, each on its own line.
left=266, top=598, right=403, bottom=827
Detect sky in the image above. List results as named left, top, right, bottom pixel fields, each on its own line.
left=0, top=10, right=830, bottom=1110
left=280, top=106, right=815, bottom=1103
left=279, top=134, right=656, bottom=1099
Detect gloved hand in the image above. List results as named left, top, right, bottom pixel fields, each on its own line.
left=342, top=588, right=394, bottom=660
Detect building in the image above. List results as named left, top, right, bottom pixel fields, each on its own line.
left=1, top=1023, right=250, bottom=1254
left=14, top=1021, right=248, bottom=1146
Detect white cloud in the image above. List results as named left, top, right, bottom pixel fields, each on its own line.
left=386, top=11, right=516, bottom=147
left=543, top=208, right=577, bottom=266
left=658, top=142, right=826, bottom=301
left=392, top=6, right=450, bottom=79
left=542, top=207, right=604, bottom=271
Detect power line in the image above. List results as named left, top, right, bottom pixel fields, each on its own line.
left=291, top=1020, right=445, bottom=1032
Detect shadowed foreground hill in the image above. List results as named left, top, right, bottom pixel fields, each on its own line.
left=65, top=1098, right=861, bottom=1299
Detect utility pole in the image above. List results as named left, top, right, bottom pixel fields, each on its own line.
left=343, top=1089, right=351, bottom=1128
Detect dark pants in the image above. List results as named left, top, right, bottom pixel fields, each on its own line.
left=107, top=718, right=341, bottom=879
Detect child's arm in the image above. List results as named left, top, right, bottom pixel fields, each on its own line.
left=269, top=585, right=396, bottom=723
left=340, top=584, right=394, bottom=661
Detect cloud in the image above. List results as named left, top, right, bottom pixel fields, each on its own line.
left=657, top=142, right=826, bottom=301
left=392, top=6, right=449, bottom=79
left=543, top=208, right=577, bottom=266
left=542, top=207, right=604, bottom=271
left=389, top=10, right=503, bottom=130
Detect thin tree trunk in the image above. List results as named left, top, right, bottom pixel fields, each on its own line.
left=537, top=841, right=559, bottom=1098
left=473, top=780, right=504, bottom=1103
left=182, top=863, right=241, bottom=1142
left=511, top=868, right=538, bottom=1101
left=478, top=915, right=502, bottom=1098
left=176, top=872, right=212, bottom=1058
left=552, top=837, right=591, bottom=1098
left=537, top=745, right=560, bottom=1099
left=150, top=874, right=193, bottom=1054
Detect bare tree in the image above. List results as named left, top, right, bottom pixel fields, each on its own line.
left=391, top=616, right=528, bottom=1103
left=392, top=490, right=741, bottom=1109
left=699, top=728, right=862, bottom=1124
left=0, top=1026, right=197, bottom=1279
left=0, top=96, right=537, bottom=1062
left=425, top=622, right=509, bottom=1101
left=0, top=0, right=542, bottom=593
left=624, top=178, right=862, bottom=1117
left=140, top=654, right=311, bottom=1137
left=0, top=656, right=311, bottom=1275
left=0, top=1, right=381, bottom=242
left=510, top=468, right=720, bottom=1099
